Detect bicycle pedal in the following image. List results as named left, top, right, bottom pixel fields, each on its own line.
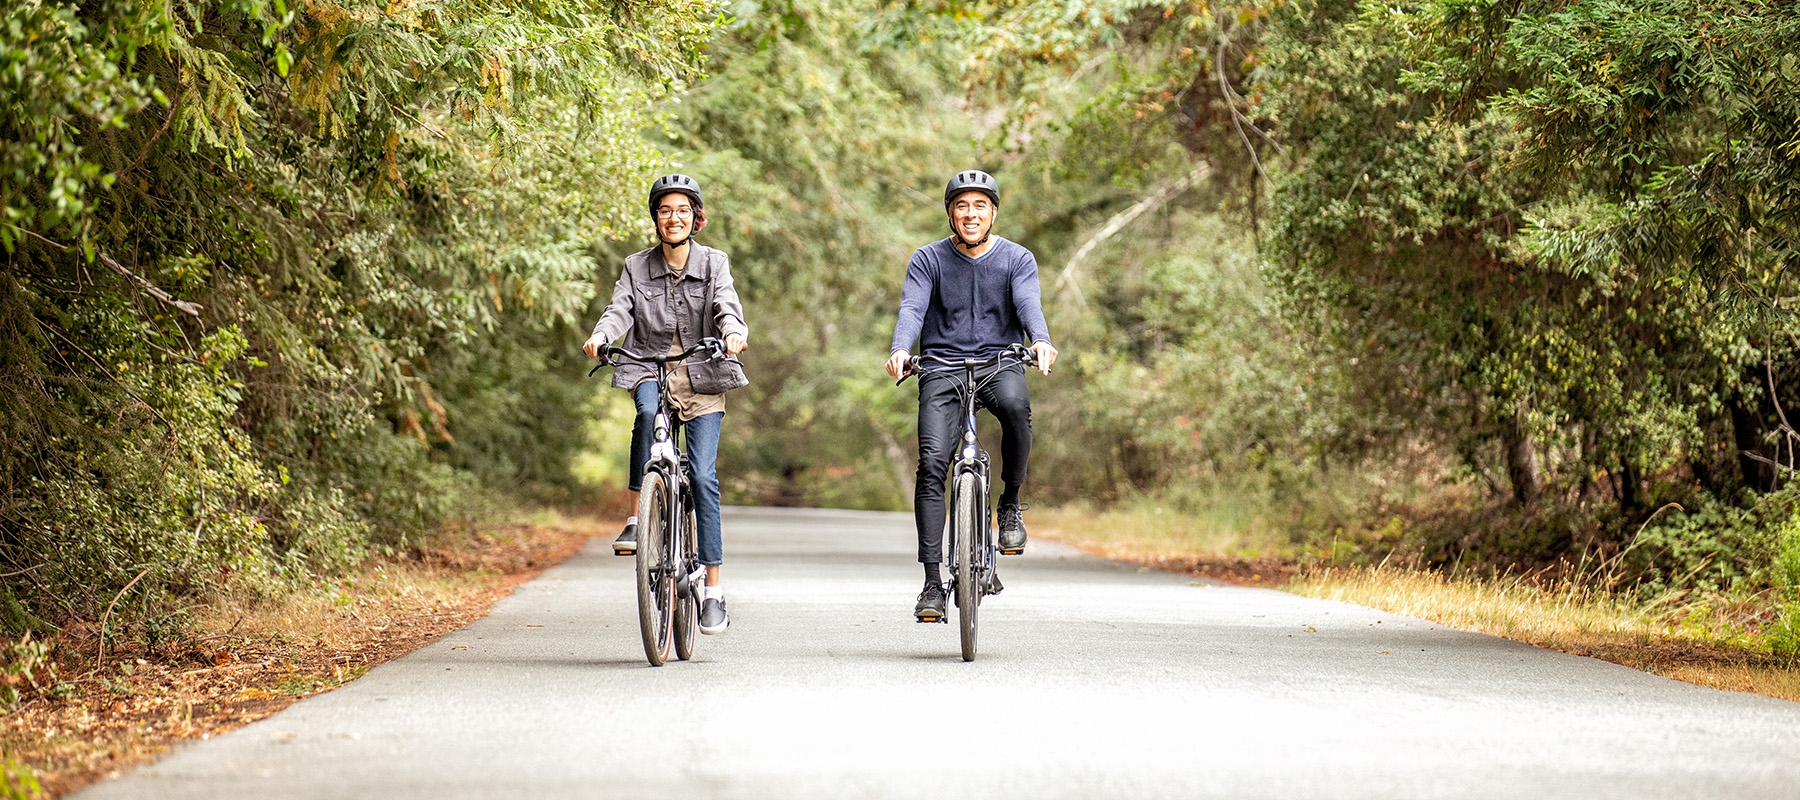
left=613, top=545, right=636, bottom=556
left=998, top=547, right=1023, bottom=556
left=915, top=613, right=946, bottom=624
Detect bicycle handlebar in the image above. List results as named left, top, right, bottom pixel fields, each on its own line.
left=897, top=343, right=1036, bottom=385
left=588, top=337, right=726, bottom=377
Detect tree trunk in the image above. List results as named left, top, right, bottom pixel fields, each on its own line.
left=878, top=428, right=915, bottom=511
left=1729, top=391, right=1774, bottom=490
left=1619, top=459, right=1642, bottom=513
left=1501, top=409, right=1542, bottom=506
left=1578, top=426, right=1595, bottom=501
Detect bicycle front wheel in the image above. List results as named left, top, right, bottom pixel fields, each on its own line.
left=954, top=471, right=980, bottom=662
left=674, top=502, right=698, bottom=661
left=636, top=471, right=676, bottom=666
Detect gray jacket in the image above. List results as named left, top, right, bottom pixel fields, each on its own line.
left=590, top=244, right=750, bottom=394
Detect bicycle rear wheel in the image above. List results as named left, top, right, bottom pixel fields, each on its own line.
left=636, top=471, right=676, bottom=666
left=674, top=503, right=698, bottom=661
left=954, top=471, right=980, bottom=662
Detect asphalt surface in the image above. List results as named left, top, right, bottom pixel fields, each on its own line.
left=77, top=506, right=1800, bottom=799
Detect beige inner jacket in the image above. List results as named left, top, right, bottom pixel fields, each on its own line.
left=655, top=263, right=725, bottom=419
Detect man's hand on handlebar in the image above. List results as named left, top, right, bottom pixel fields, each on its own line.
left=725, top=333, right=748, bottom=356
left=1029, top=340, right=1058, bottom=375
left=885, top=349, right=910, bottom=381
left=582, top=336, right=607, bottom=360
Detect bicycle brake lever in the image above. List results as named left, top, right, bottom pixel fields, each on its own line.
left=587, top=363, right=604, bottom=377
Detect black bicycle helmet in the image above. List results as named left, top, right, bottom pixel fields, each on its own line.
left=648, top=173, right=703, bottom=212
left=943, top=169, right=999, bottom=208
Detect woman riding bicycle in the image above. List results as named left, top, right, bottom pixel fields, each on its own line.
left=583, top=174, right=749, bottom=634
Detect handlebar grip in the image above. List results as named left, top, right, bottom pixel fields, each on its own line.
left=587, top=344, right=616, bottom=377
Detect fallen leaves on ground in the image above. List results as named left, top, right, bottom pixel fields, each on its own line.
left=1, top=522, right=596, bottom=798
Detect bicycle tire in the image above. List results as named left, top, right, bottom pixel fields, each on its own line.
left=674, top=502, right=698, bottom=661
left=954, top=471, right=980, bottom=662
left=636, top=471, right=675, bottom=666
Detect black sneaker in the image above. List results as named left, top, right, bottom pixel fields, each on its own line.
left=914, top=581, right=947, bottom=621
left=699, top=597, right=729, bottom=634
left=997, top=503, right=1027, bottom=554
left=612, top=523, right=637, bottom=556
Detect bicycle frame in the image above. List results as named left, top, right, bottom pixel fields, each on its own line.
left=906, top=344, right=1035, bottom=602
left=642, top=362, right=701, bottom=600
left=591, top=340, right=723, bottom=606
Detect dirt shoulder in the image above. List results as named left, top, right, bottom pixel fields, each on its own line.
left=2, top=520, right=598, bottom=798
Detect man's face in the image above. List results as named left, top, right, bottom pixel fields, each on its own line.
left=948, top=191, right=995, bottom=244
left=654, top=193, right=695, bottom=243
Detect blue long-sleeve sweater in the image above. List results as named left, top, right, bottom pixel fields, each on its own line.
left=889, top=236, right=1053, bottom=358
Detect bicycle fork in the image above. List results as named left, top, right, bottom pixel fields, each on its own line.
left=941, top=438, right=996, bottom=601
left=651, top=412, right=705, bottom=599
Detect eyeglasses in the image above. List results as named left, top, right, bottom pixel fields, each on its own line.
left=654, top=206, right=694, bottom=219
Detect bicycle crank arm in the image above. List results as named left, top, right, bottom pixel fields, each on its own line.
left=676, top=566, right=706, bottom=599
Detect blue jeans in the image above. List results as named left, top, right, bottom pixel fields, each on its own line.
left=628, top=381, right=725, bottom=566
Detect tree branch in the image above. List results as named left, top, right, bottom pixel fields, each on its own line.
left=117, top=93, right=182, bottom=179
left=7, top=224, right=69, bottom=251
left=100, top=253, right=203, bottom=317
left=1054, top=160, right=1213, bottom=308
left=27, top=313, right=177, bottom=433
left=7, top=226, right=203, bottom=317
left=389, top=103, right=452, bottom=143
left=96, top=567, right=152, bottom=674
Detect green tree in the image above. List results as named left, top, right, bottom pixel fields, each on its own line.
left=0, top=0, right=720, bottom=626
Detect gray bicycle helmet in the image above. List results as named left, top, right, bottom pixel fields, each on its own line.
left=943, top=169, right=999, bottom=208
left=648, top=173, right=703, bottom=212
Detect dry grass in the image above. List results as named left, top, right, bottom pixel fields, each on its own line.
left=1287, top=565, right=1664, bottom=645
left=1285, top=566, right=1800, bottom=703
left=1033, top=502, right=1286, bottom=562
left=1033, top=503, right=1304, bottom=588
left=1, top=512, right=604, bottom=798
left=1036, top=504, right=1800, bottom=705
left=1661, top=663, right=1800, bottom=699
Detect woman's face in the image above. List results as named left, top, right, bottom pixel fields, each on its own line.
left=655, top=193, right=696, bottom=243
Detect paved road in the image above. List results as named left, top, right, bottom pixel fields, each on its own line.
left=77, top=507, right=1800, bottom=799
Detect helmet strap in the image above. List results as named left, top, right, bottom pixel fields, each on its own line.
left=950, top=220, right=990, bottom=250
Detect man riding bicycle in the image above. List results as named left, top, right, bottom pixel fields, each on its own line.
left=584, top=174, right=749, bottom=635
left=885, top=169, right=1058, bottom=621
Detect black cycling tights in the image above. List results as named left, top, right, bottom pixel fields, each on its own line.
left=913, top=366, right=1031, bottom=565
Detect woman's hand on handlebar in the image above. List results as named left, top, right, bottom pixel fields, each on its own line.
left=885, top=349, right=910, bottom=381
left=583, top=336, right=610, bottom=360
left=725, top=333, right=748, bottom=356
